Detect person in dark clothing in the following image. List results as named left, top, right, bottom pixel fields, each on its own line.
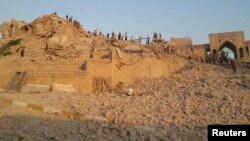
left=107, top=33, right=110, bottom=39
left=21, top=48, right=25, bottom=57
left=230, top=60, right=236, bottom=73
left=45, top=42, right=48, bottom=52
left=146, top=37, right=150, bottom=44
left=139, top=36, right=142, bottom=43
left=153, top=32, right=157, bottom=40
left=118, top=32, right=121, bottom=40
left=69, top=16, right=73, bottom=22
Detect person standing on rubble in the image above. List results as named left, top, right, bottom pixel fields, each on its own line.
left=21, top=48, right=25, bottom=57
left=93, top=29, right=98, bottom=36
left=230, top=59, right=237, bottom=73
left=139, top=36, right=142, bottom=43
left=125, top=32, right=128, bottom=41
left=45, top=42, right=48, bottom=52
left=146, top=37, right=150, bottom=44
left=112, top=31, right=116, bottom=39
left=107, top=33, right=110, bottom=39
left=152, top=32, right=155, bottom=40
left=118, top=32, right=121, bottom=40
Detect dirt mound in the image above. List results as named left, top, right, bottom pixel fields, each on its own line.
left=0, top=14, right=97, bottom=61
left=0, top=14, right=197, bottom=64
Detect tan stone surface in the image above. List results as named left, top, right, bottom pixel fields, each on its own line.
left=21, top=84, right=50, bottom=94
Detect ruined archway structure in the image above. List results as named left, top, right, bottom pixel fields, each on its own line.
left=193, top=31, right=250, bottom=61
left=219, top=41, right=237, bottom=59
left=209, top=31, right=246, bottom=60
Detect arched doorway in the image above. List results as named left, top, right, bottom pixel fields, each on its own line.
left=246, top=46, right=249, bottom=56
left=239, top=47, right=244, bottom=58
left=219, top=41, right=237, bottom=60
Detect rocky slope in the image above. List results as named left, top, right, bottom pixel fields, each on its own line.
left=0, top=62, right=249, bottom=141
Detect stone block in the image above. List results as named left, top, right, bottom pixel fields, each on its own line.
left=21, top=84, right=50, bottom=94
left=52, top=84, right=76, bottom=93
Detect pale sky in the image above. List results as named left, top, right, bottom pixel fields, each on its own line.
left=0, top=0, right=250, bottom=44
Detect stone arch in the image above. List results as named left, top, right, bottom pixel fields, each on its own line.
left=246, top=46, right=249, bottom=56
left=219, top=41, right=237, bottom=59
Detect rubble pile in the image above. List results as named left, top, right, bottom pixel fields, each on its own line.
left=146, top=39, right=193, bottom=58
left=0, top=62, right=249, bottom=140
left=0, top=14, right=197, bottom=65
left=0, top=14, right=95, bottom=62
left=0, top=14, right=249, bottom=141
left=0, top=63, right=249, bottom=141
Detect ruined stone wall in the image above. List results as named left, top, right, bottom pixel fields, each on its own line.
left=0, top=56, right=187, bottom=93
left=245, top=41, right=250, bottom=58
left=209, top=31, right=246, bottom=59
left=170, top=37, right=192, bottom=48
left=87, top=56, right=187, bottom=91
left=192, top=45, right=207, bottom=61
left=0, top=63, right=88, bottom=92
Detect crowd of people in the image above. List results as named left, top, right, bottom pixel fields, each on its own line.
left=89, top=30, right=162, bottom=45
left=65, top=15, right=81, bottom=28
left=52, top=12, right=162, bottom=43
left=153, top=32, right=162, bottom=40
left=89, top=30, right=129, bottom=41
left=207, top=49, right=231, bottom=64
left=52, top=12, right=81, bottom=28
left=207, top=49, right=237, bottom=73
left=164, top=45, right=176, bottom=54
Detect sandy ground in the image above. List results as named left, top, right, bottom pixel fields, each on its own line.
left=0, top=62, right=250, bottom=141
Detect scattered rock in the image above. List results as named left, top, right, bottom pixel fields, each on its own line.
left=236, top=79, right=242, bottom=85
left=205, top=92, right=213, bottom=98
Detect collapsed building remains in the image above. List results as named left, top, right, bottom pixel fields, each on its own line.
left=0, top=14, right=194, bottom=93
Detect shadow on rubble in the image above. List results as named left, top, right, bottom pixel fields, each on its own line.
left=0, top=115, right=205, bottom=141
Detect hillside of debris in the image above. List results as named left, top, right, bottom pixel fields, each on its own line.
left=0, top=14, right=194, bottom=65
left=0, top=62, right=249, bottom=141
left=1, top=13, right=248, bottom=141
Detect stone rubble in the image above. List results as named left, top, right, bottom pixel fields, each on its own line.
left=0, top=62, right=249, bottom=141
left=0, top=14, right=249, bottom=141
